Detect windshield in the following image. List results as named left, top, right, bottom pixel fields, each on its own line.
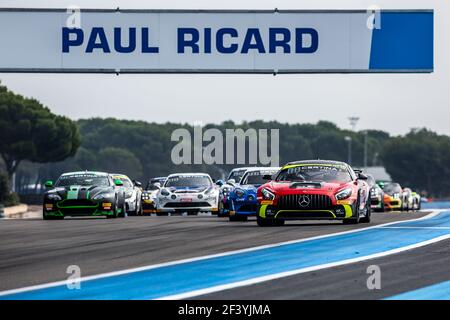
left=146, top=178, right=166, bottom=190
left=275, top=165, right=352, bottom=183
left=241, top=170, right=278, bottom=185
left=56, top=174, right=110, bottom=187
left=366, top=175, right=376, bottom=187
left=384, top=183, right=402, bottom=195
left=165, top=175, right=211, bottom=188
left=227, top=169, right=247, bottom=182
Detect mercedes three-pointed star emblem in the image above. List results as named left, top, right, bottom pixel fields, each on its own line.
left=298, top=195, right=310, bottom=207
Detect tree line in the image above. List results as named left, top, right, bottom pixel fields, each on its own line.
left=1, top=83, right=450, bottom=203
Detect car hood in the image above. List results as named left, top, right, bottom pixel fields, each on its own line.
left=168, top=186, right=210, bottom=194
left=46, top=185, right=114, bottom=200
left=263, top=181, right=348, bottom=193
left=234, top=184, right=258, bottom=192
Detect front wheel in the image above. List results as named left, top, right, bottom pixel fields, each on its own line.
left=229, top=214, right=248, bottom=222
left=256, top=216, right=284, bottom=227
left=360, top=198, right=371, bottom=223
left=343, top=198, right=361, bottom=224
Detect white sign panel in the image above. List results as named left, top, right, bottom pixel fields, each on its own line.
left=0, top=9, right=433, bottom=73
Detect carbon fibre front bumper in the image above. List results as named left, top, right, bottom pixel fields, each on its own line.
left=257, top=203, right=355, bottom=220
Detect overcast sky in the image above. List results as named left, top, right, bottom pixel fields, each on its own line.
left=1, top=0, right=448, bottom=135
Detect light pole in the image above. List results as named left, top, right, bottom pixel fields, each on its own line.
left=348, top=117, right=360, bottom=131
left=344, top=136, right=352, bottom=165
left=363, top=130, right=368, bottom=168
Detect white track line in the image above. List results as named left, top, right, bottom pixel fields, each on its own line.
left=0, top=210, right=444, bottom=298
left=380, top=226, right=450, bottom=230
left=159, top=233, right=450, bottom=300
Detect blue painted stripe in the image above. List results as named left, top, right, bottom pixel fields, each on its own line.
left=386, top=280, right=450, bottom=300
left=2, top=212, right=450, bottom=300
left=422, top=201, right=450, bottom=210
left=369, top=12, right=434, bottom=70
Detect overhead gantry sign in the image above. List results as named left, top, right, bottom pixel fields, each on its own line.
left=0, top=9, right=434, bottom=74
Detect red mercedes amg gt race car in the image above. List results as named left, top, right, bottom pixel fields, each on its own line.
left=256, top=160, right=371, bottom=226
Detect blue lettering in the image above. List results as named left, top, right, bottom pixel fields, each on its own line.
left=178, top=28, right=200, bottom=53
left=295, top=28, right=319, bottom=53
left=114, top=27, right=136, bottom=53
left=62, top=28, right=84, bottom=53
left=216, top=28, right=238, bottom=54
left=204, top=28, right=212, bottom=54
left=86, top=27, right=110, bottom=53
left=241, top=28, right=265, bottom=53
left=142, top=28, right=159, bottom=53
left=269, top=28, right=291, bottom=53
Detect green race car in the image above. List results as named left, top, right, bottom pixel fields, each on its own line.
left=42, top=171, right=127, bottom=220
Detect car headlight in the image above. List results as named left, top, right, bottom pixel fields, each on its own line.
left=393, top=193, right=400, bottom=199
left=335, top=188, right=352, bottom=200
left=222, top=187, right=230, bottom=193
left=47, top=194, right=62, bottom=201
left=261, top=188, right=275, bottom=200
left=160, top=188, right=170, bottom=196
left=141, top=193, right=150, bottom=200
left=93, top=192, right=115, bottom=200
left=235, top=188, right=245, bottom=198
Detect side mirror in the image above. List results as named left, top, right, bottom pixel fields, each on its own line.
left=154, top=182, right=161, bottom=189
left=262, top=175, right=273, bottom=180
left=134, top=181, right=142, bottom=187
left=227, top=179, right=236, bottom=185
left=44, top=180, right=54, bottom=188
left=114, top=179, right=124, bottom=186
left=357, top=173, right=368, bottom=180
left=216, top=179, right=224, bottom=187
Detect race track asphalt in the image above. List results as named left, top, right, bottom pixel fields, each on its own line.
left=1, top=210, right=447, bottom=299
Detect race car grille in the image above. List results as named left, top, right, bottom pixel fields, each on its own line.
left=58, top=200, right=98, bottom=208
left=277, top=194, right=333, bottom=210
left=59, top=207, right=99, bottom=216
left=164, top=202, right=211, bottom=208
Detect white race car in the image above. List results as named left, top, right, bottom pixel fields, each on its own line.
left=110, top=174, right=142, bottom=215
left=156, top=173, right=219, bottom=215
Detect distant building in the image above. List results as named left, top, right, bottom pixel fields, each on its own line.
left=361, top=166, right=392, bottom=182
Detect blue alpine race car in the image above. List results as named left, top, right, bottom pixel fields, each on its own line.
left=228, top=167, right=280, bottom=221
left=218, top=167, right=252, bottom=217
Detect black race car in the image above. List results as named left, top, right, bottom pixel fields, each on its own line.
left=42, top=171, right=126, bottom=219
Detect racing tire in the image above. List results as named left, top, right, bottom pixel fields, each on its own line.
left=229, top=215, right=248, bottom=222
left=343, top=196, right=361, bottom=224
left=156, top=212, right=169, bottom=216
left=107, top=201, right=119, bottom=219
left=43, top=214, right=64, bottom=220
left=360, top=198, right=371, bottom=223
left=118, top=200, right=127, bottom=218
left=256, top=216, right=273, bottom=227
left=380, top=200, right=385, bottom=212
left=256, top=217, right=284, bottom=227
